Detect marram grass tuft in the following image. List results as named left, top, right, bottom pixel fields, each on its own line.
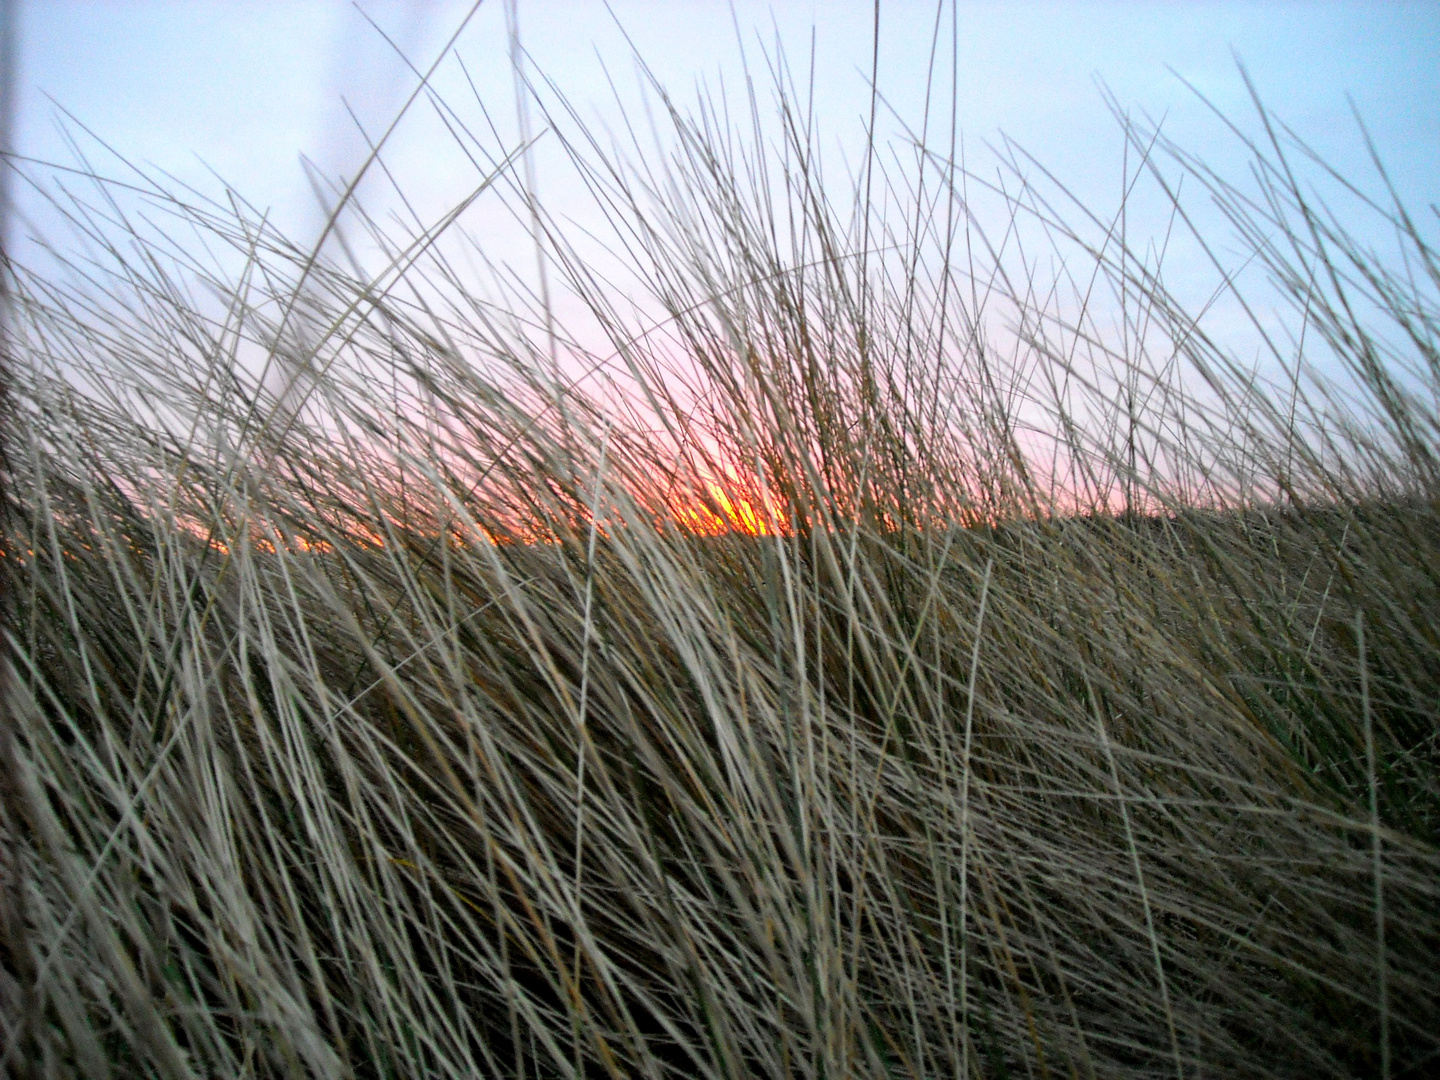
left=1, top=32, right=1437, bottom=1080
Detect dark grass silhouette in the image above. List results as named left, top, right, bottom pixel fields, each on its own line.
left=2, top=25, right=1437, bottom=1080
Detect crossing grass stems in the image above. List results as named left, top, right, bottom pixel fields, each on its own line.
left=2, top=17, right=1438, bottom=1080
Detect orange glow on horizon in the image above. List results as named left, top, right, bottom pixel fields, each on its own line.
left=665, top=472, right=789, bottom=537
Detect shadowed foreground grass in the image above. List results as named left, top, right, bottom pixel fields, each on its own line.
left=2, top=40, right=1438, bottom=1080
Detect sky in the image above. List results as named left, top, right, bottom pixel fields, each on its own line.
left=11, top=1, right=1440, bottom=367
left=17, top=2, right=1438, bottom=217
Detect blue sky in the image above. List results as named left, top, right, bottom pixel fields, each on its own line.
left=13, top=0, right=1440, bottom=359
left=19, top=2, right=1437, bottom=222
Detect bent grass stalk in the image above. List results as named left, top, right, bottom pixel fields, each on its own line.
left=1360, top=608, right=1389, bottom=1080
left=958, top=556, right=991, bottom=1080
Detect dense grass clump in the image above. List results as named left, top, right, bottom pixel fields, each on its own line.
left=1, top=34, right=1438, bottom=1080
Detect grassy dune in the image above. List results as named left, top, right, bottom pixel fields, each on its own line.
left=2, top=40, right=1438, bottom=1080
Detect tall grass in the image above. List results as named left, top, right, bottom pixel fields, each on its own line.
left=2, top=28, right=1438, bottom=1079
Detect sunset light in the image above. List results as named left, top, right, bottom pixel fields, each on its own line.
left=10, top=3, right=1439, bottom=1075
